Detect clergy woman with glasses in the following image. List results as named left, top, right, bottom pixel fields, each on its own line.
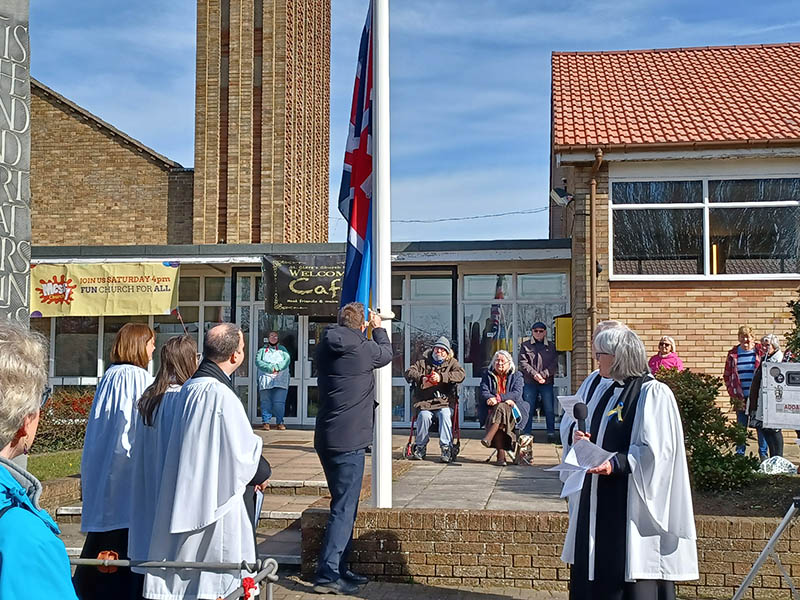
left=561, top=326, right=697, bottom=600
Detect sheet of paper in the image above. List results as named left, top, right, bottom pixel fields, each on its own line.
left=254, top=489, right=264, bottom=529
left=557, top=394, right=581, bottom=419
left=546, top=439, right=617, bottom=498
left=560, top=471, right=586, bottom=498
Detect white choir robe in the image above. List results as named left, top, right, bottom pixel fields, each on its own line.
left=82, top=363, right=154, bottom=532
left=560, top=377, right=699, bottom=582
left=128, top=377, right=263, bottom=600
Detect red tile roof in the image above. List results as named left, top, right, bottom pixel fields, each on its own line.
left=552, top=43, right=800, bottom=150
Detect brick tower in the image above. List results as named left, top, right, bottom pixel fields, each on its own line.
left=194, top=0, right=330, bottom=244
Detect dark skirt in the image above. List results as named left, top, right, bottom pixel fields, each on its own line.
left=569, top=574, right=676, bottom=600
left=72, top=529, right=143, bottom=600
left=486, top=403, right=518, bottom=450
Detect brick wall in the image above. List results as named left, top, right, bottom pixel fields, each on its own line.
left=610, top=281, right=796, bottom=381
left=167, top=168, right=194, bottom=244
left=569, top=163, right=611, bottom=390
left=301, top=508, right=800, bottom=598
left=31, top=88, right=178, bottom=246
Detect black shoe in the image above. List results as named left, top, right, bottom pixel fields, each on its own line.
left=440, top=446, right=451, bottom=463
left=313, top=579, right=360, bottom=595
left=547, top=433, right=559, bottom=444
left=410, top=445, right=425, bottom=460
left=341, top=569, right=369, bottom=584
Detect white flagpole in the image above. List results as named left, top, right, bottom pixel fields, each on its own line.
left=372, top=0, right=392, bottom=508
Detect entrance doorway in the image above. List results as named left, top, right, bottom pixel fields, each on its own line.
left=242, top=306, right=336, bottom=427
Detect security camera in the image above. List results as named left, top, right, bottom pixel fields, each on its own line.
left=550, top=188, right=571, bottom=207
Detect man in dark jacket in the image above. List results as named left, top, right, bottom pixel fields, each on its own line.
left=312, top=302, right=393, bottom=595
left=404, top=336, right=465, bottom=463
left=518, top=321, right=558, bottom=443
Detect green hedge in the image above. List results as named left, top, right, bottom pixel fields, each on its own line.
left=33, top=386, right=94, bottom=453
left=656, top=368, right=758, bottom=491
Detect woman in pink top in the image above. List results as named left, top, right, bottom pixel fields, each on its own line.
left=648, top=335, right=685, bottom=373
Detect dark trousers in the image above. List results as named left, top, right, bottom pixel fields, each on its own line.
left=736, top=410, right=768, bottom=457
left=760, top=427, right=784, bottom=457
left=72, top=529, right=143, bottom=600
left=315, top=448, right=365, bottom=584
left=523, top=382, right=555, bottom=434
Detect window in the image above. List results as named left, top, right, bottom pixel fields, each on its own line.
left=55, top=317, right=98, bottom=377
left=611, top=177, right=800, bottom=277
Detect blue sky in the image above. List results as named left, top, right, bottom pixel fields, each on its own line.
left=30, top=0, right=800, bottom=242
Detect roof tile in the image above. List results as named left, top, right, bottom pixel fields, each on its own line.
left=552, top=43, right=800, bottom=147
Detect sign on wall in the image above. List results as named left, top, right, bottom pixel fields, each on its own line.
left=262, top=254, right=344, bottom=316
left=0, top=1, right=30, bottom=324
left=30, top=262, right=180, bottom=317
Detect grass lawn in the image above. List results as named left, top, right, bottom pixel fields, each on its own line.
left=27, top=449, right=82, bottom=482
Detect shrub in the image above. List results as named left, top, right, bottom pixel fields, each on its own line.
left=33, top=386, right=94, bottom=453
left=785, top=287, right=800, bottom=361
left=655, top=368, right=758, bottom=491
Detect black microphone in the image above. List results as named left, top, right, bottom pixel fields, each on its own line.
left=574, top=402, right=588, bottom=434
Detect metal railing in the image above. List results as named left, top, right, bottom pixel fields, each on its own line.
left=69, top=557, right=279, bottom=600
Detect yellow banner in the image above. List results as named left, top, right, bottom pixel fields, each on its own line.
left=30, top=262, right=180, bottom=317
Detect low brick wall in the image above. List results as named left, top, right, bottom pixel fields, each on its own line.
left=301, top=508, right=800, bottom=599
left=40, top=475, right=81, bottom=513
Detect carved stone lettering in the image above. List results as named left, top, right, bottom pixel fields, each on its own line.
left=0, top=2, right=29, bottom=325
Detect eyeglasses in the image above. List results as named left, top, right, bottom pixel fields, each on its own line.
left=532, top=329, right=545, bottom=333
left=658, top=342, right=671, bottom=347
left=41, top=386, right=52, bottom=409
left=594, top=352, right=612, bottom=360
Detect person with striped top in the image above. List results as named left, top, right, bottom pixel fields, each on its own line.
left=723, top=326, right=766, bottom=458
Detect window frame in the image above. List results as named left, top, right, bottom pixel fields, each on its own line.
left=609, top=169, right=800, bottom=281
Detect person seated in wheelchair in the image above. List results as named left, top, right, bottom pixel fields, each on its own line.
left=404, top=336, right=465, bottom=463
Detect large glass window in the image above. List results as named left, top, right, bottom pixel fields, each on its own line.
left=55, top=317, right=98, bottom=377
left=611, top=177, right=800, bottom=277
left=153, top=307, right=199, bottom=372
left=613, top=209, right=703, bottom=275
left=710, top=207, right=800, bottom=274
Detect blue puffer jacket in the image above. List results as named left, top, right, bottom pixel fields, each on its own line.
left=0, top=457, right=78, bottom=599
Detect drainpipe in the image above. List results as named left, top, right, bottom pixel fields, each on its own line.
left=589, top=148, right=604, bottom=357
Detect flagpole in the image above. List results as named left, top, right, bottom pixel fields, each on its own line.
left=372, top=0, right=392, bottom=509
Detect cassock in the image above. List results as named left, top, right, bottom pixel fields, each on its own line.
left=81, top=363, right=154, bottom=533
left=560, top=373, right=698, bottom=600
left=128, top=376, right=263, bottom=600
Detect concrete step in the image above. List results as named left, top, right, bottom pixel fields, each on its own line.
left=59, top=523, right=301, bottom=567
left=56, top=488, right=324, bottom=530
left=262, top=479, right=328, bottom=496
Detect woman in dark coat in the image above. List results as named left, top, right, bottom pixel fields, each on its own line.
left=478, top=350, right=527, bottom=466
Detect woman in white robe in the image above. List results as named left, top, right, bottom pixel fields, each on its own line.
left=561, top=326, right=698, bottom=600
left=74, top=322, right=156, bottom=600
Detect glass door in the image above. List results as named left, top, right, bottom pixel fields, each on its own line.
left=252, top=308, right=301, bottom=425
left=302, top=316, right=337, bottom=423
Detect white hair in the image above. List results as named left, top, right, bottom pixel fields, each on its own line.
left=489, top=350, right=515, bottom=374
left=0, top=323, right=48, bottom=449
left=594, top=326, right=648, bottom=381
left=762, top=333, right=781, bottom=351
left=592, top=320, right=628, bottom=344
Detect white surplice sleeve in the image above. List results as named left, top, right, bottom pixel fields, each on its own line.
left=168, top=379, right=263, bottom=534
left=627, top=380, right=696, bottom=541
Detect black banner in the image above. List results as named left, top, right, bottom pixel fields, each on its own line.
left=262, top=254, right=345, bottom=316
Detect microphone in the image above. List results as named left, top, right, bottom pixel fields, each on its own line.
left=574, top=402, right=588, bottom=434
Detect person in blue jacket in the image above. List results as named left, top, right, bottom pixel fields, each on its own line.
left=0, top=323, right=78, bottom=600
